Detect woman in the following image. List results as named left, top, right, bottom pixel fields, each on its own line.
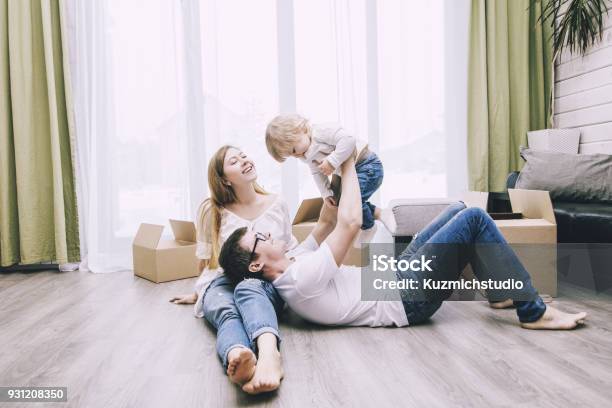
left=170, top=145, right=297, bottom=395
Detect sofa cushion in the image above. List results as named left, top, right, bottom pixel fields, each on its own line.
left=389, top=198, right=455, bottom=236
left=516, top=148, right=612, bottom=203
left=554, top=202, right=612, bottom=243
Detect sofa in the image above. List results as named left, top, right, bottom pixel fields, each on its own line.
left=388, top=177, right=612, bottom=294
left=507, top=172, right=612, bottom=244
left=507, top=171, right=612, bottom=293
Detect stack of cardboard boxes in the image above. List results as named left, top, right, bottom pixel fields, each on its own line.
left=463, top=189, right=557, bottom=296
left=131, top=189, right=557, bottom=298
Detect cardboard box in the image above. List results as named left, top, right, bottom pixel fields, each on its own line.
left=527, top=128, right=580, bottom=154
left=132, top=219, right=200, bottom=283
left=292, top=198, right=364, bottom=267
left=498, top=189, right=557, bottom=296
left=464, top=189, right=557, bottom=296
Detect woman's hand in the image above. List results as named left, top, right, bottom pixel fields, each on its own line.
left=169, top=292, right=198, bottom=305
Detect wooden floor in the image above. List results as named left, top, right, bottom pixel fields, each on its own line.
left=1, top=270, right=611, bottom=408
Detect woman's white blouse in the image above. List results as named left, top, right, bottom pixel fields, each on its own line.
left=193, top=195, right=297, bottom=318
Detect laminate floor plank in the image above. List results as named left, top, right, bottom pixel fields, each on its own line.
left=1, top=270, right=611, bottom=407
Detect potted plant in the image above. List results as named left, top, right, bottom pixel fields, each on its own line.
left=541, top=0, right=610, bottom=58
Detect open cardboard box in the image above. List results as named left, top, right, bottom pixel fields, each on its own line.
left=292, top=198, right=364, bottom=267
left=132, top=219, right=200, bottom=283
left=463, top=189, right=557, bottom=296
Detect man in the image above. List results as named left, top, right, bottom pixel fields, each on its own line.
left=219, top=158, right=587, bottom=330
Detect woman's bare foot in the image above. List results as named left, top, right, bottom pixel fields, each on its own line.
left=521, top=306, right=587, bottom=330
left=489, top=299, right=514, bottom=309
left=242, top=348, right=283, bottom=395
left=226, top=347, right=256, bottom=385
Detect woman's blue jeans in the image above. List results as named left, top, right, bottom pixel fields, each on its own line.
left=397, top=202, right=546, bottom=325
left=202, top=275, right=284, bottom=369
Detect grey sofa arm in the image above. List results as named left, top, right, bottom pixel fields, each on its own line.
left=388, top=198, right=456, bottom=237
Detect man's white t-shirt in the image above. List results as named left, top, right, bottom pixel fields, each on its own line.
left=273, top=235, right=409, bottom=327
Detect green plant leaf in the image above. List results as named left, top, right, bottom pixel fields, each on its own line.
left=537, top=0, right=609, bottom=57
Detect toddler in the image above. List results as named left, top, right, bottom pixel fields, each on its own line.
left=266, top=114, right=392, bottom=232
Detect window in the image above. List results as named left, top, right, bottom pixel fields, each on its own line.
left=377, top=0, right=447, bottom=202
left=293, top=0, right=369, bottom=200
left=199, top=0, right=282, bottom=194
left=68, top=0, right=468, bottom=272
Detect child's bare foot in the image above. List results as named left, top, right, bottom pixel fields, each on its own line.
left=489, top=299, right=514, bottom=309
left=521, top=306, right=587, bottom=330
left=378, top=208, right=397, bottom=233
left=226, top=347, right=256, bottom=385
left=355, top=224, right=377, bottom=247
left=242, top=349, right=283, bottom=395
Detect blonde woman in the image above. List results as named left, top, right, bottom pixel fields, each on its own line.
left=169, top=145, right=297, bottom=395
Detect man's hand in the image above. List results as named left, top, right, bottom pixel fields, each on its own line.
left=169, top=292, right=198, bottom=305
left=317, top=160, right=335, bottom=176
left=325, top=157, right=361, bottom=265
left=324, top=196, right=337, bottom=208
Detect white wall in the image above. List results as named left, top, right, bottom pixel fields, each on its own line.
left=554, top=6, right=612, bottom=154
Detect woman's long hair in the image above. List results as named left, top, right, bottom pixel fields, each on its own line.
left=197, top=145, right=267, bottom=269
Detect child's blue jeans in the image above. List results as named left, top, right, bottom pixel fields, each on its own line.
left=356, top=152, right=384, bottom=230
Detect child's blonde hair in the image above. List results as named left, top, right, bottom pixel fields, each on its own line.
left=265, top=114, right=311, bottom=162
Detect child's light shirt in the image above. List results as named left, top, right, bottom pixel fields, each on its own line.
left=300, top=123, right=368, bottom=198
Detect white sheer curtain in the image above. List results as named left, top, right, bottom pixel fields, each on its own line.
left=377, top=0, right=447, bottom=201
left=66, top=0, right=284, bottom=273
left=291, top=0, right=468, bottom=202
left=293, top=0, right=369, bottom=199
left=197, top=0, right=282, bottom=195
left=66, top=0, right=208, bottom=272
left=65, top=0, right=469, bottom=273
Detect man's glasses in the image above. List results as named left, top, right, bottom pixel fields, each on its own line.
left=250, top=232, right=268, bottom=261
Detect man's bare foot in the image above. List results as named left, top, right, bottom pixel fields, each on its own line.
left=489, top=299, right=514, bottom=309
left=226, top=348, right=256, bottom=385
left=242, top=349, right=283, bottom=395
left=490, top=295, right=553, bottom=309
left=541, top=294, right=553, bottom=304
left=521, top=306, right=587, bottom=330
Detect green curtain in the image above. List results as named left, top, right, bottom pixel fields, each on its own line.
left=0, top=0, right=79, bottom=266
left=468, top=0, right=553, bottom=192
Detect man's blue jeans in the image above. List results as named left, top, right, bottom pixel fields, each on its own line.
left=397, top=202, right=547, bottom=325
left=356, top=152, right=384, bottom=230
left=202, top=275, right=284, bottom=369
